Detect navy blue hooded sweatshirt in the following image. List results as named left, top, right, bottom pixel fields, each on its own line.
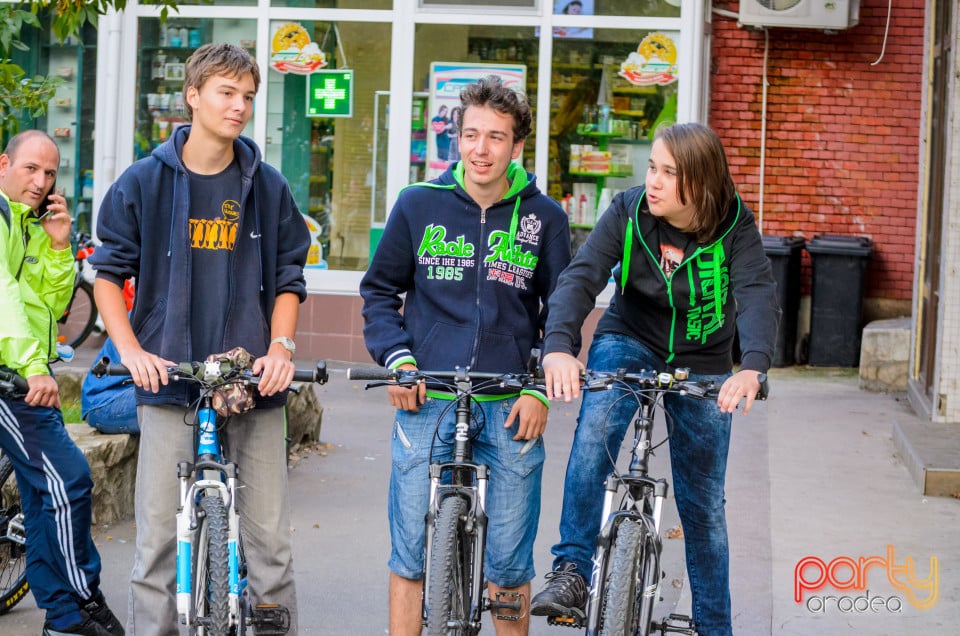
left=360, top=162, right=571, bottom=382
left=89, top=125, right=310, bottom=407
left=544, top=186, right=780, bottom=374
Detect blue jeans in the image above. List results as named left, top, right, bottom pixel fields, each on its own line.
left=85, top=387, right=139, bottom=434
left=389, top=396, right=544, bottom=588
left=551, top=333, right=734, bottom=635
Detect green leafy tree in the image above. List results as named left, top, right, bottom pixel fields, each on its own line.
left=0, top=1, right=181, bottom=139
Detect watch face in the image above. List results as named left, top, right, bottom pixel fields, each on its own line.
left=273, top=337, right=295, bottom=352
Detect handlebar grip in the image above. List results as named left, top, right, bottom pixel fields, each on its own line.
left=347, top=366, right=396, bottom=381
left=10, top=374, right=29, bottom=394
left=91, top=357, right=131, bottom=378
left=756, top=373, right=769, bottom=400
left=293, top=360, right=328, bottom=384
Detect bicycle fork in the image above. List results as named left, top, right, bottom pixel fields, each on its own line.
left=176, top=408, right=243, bottom=629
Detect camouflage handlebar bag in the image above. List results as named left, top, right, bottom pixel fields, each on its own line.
left=205, top=346, right=256, bottom=417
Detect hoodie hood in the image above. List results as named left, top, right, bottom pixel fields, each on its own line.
left=153, top=124, right=263, bottom=178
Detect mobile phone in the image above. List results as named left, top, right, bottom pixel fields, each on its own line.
left=36, top=179, right=56, bottom=219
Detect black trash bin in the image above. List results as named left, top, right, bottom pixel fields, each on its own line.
left=805, top=235, right=873, bottom=367
left=761, top=235, right=805, bottom=367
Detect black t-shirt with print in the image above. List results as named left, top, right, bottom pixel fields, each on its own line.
left=187, top=160, right=242, bottom=360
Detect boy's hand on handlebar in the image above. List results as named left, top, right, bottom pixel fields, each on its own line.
left=119, top=346, right=173, bottom=393
left=253, top=351, right=296, bottom=396
left=389, top=363, right=426, bottom=412
left=542, top=352, right=584, bottom=402
left=506, top=394, right=547, bottom=440
left=25, top=374, right=60, bottom=408
left=717, top=369, right=763, bottom=414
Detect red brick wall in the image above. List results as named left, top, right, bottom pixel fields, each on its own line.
left=710, top=1, right=923, bottom=300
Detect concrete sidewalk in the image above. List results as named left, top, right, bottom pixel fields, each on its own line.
left=3, top=348, right=958, bottom=634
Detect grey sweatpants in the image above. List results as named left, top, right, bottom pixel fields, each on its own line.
left=126, top=404, right=298, bottom=635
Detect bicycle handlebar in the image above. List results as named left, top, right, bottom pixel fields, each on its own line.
left=347, top=366, right=543, bottom=391
left=581, top=368, right=769, bottom=401
left=0, top=368, right=30, bottom=397
left=92, top=357, right=329, bottom=385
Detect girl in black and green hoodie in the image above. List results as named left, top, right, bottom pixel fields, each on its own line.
left=530, top=123, right=780, bottom=636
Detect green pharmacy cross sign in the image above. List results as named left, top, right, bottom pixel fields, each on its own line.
left=307, top=70, right=354, bottom=118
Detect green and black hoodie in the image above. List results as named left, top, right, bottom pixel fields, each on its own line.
left=360, top=161, right=571, bottom=386
left=543, top=187, right=780, bottom=374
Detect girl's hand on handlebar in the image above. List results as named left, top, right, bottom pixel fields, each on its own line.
left=119, top=346, right=173, bottom=393
left=506, top=393, right=547, bottom=440
left=388, top=363, right=426, bottom=412
left=253, top=351, right=296, bottom=396
left=717, top=369, right=763, bottom=414
left=542, top=352, right=584, bottom=402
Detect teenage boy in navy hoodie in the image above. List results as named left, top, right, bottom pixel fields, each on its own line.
left=89, top=43, right=310, bottom=635
left=360, top=75, right=572, bottom=636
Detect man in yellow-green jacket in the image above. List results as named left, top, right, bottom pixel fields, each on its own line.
left=0, top=130, right=123, bottom=636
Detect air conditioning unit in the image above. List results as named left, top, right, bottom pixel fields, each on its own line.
left=739, top=0, right=860, bottom=30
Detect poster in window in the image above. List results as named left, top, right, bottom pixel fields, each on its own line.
left=427, top=62, right=527, bottom=180
left=554, top=0, right=593, bottom=40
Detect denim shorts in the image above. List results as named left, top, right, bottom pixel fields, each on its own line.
left=388, top=396, right=544, bottom=588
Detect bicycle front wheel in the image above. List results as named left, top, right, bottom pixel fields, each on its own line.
left=0, top=453, right=29, bottom=614
left=192, top=495, right=231, bottom=636
left=58, top=280, right=98, bottom=349
left=599, top=518, right=658, bottom=636
left=425, top=496, right=472, bottom=636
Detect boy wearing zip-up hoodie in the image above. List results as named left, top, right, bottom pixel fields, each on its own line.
left=89, top=44, right=309, bottom=634
left=360, top=76, right=571, bottom=636
left=529, top=123, right=780, bottom=636
left=0, top=130, right=123, bottom=636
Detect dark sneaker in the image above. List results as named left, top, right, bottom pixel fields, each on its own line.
left=84, top=592, right=125, bottom=636
left=42, top=612, right=112, bottom=636
left=530, top=562, right=588, bottom=617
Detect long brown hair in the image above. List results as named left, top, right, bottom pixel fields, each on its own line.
left=654, top=123, right=737, bottom=243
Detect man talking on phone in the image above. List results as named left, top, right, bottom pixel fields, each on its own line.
left=0, top=130, right=123, bottom=636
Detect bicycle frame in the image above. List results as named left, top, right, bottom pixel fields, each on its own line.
left=175, top=370, right=243, bottom=630
left=93, top=356, right=327, bottom=635
left=422, top=370, right=491, bottom=633
left=584, top=388, right=667, bottom=636
left=348, top=365, right=537, bottom=634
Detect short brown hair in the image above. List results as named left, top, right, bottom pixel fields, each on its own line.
left=183, top=43, right=261, bottom=119
left=459, top=75, right=533, bottom=142
left=654, top=123, right=737, bottom=243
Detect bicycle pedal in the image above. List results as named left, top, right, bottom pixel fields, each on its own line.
left=546, top=610, right=585, bottom=628
left=248, top=604, right=291, bottom=635
left=655, top=613, right=697, bottom=635
left=489, top=590, right=522, bottom=621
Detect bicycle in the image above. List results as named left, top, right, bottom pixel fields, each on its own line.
left=92, top=354, right=329, bottom=635
left=546, top=368, right=768, bottom=636
left=0, top=368, right=30, bottom=615
left=347, top=365, right=543, bottom=635
left=57, top=231, right=98, bottom=349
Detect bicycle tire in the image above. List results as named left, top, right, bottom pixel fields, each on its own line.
left=193, top=495, right=231, bottom=636
left=58, top=279, right=98, bottom=349
left=599, top=518, right=658, bottom=636
left=0, top=453, right=29, bottom=615
left=425, top=496, right=471, bottom=636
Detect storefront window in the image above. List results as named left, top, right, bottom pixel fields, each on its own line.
left=550, top=27, right=678, bottom=249
left=266, top=20, right=391, bottom=271
left=413, top=24, right=539, bottom=179
left=135, top=18, right=257, bottom=160
left=271, top=1, right=392, bottom=8
left=553, top=0, right=681, bottom=19
left=38, top=21, right=98, bottom=233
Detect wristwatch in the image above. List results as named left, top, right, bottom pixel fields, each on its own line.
left=270, top=336, right=296, bottom=355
